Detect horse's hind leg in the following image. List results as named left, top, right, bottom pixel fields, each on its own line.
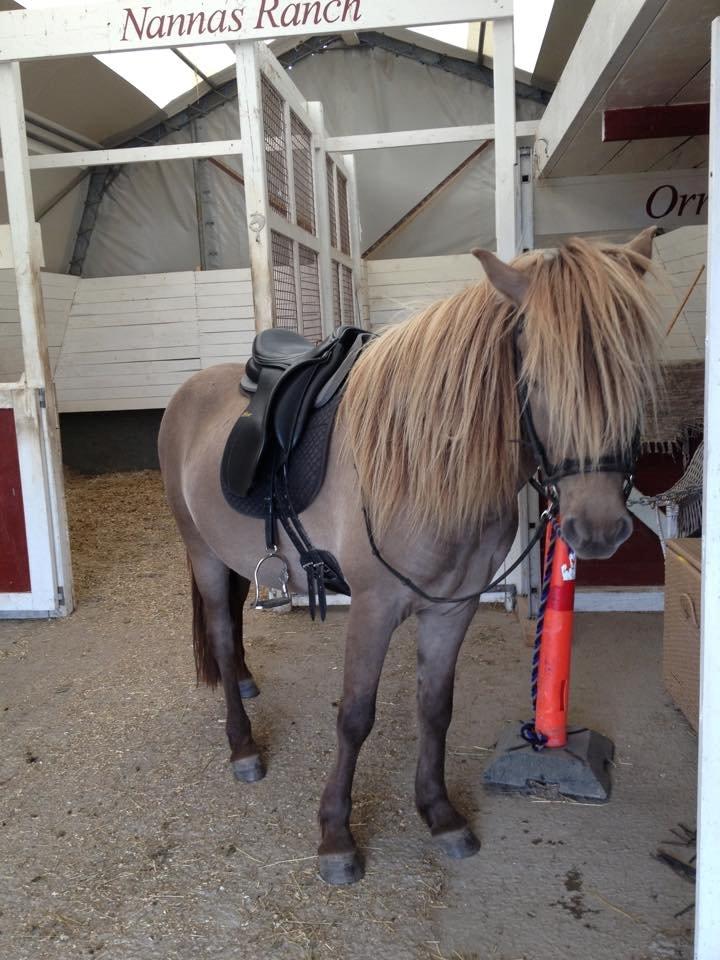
left=415, top=602, right=481, bottom=858
left=227, top=569, right=260, bottom=699
left=188, top=545, right=264, bottom=783
left=317, top=598, right=398, bottom=885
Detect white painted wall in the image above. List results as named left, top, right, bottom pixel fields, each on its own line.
left=0, top=270, right=78, bottom=381
left=0, top=232, right=708, bottom=414
left=0, top=267, right=254, bottom=411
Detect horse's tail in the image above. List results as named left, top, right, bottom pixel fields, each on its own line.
left=189, top=556, right=220, bottom=686
left=189, top=557, right=248, bottom=687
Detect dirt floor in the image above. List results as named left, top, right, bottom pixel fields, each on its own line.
left=0, top=471, right=698, bottom=960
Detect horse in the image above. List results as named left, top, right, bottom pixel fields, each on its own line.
left=158, top=229, right=663, bottom=885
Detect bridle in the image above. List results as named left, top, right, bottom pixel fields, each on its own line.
left=513, top=328, right=639, bottom=514
left=361, top=325, right=640, bottom=606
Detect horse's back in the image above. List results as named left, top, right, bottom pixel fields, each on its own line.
left=159, top=363, right=247, bottom=472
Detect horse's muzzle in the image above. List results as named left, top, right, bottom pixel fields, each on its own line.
left=560, top=513, right=634, bottom=560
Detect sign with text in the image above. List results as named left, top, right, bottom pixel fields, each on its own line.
left=0, top=0, right=512, bottom=62
left=0, top=224, right=45, bottom=269
left=535, top=169, right=709, bottom=239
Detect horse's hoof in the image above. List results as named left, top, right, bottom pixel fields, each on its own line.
left=433, top=826, right=481, bottom=859
left=238, top=678, right=260, bottom=699
left=231, top=754, right=265, bottom=783
left=318, top=850, right=365, bottom=885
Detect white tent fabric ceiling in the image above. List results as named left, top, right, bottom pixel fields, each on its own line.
left=0, top=26, right=545, bottom=276
left=82, top=46, right=543, bottom=277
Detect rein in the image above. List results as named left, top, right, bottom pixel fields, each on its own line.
left=362, top=502, right=554, bottom=606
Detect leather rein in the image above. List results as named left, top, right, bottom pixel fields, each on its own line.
left=362, top=331, right=639, bottom=606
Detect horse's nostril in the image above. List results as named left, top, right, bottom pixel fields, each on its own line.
left=561, top=516, right=578, bottom=545
left=615, top=515, right=633, bottom=545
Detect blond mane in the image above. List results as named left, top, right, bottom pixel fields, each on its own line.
left=341, top=237, right=663, bottom=539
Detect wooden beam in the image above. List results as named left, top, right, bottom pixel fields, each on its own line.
left=696, top=17, right=720, bottom=957
left=36, top=171, right=90, bottom=220
left=15, top=139, right=244, bottom=172
left=493, top=16, right=517, bottom=260
left=307, top=101, right=335, bottom=336
left=235, top=41, right=274, bottom=333
left=535, top=0, right=670, bottom=177
left=0, top=0, right=513, bottom=63
left=363, top=142, right=491, bottom=258
left=325, top=121, right=537, bottom=153
left=208, top=157, right=245, bottom=186
left=603, top=103, right=710, bottom=141
left=0, top=62, right=73, bottom=613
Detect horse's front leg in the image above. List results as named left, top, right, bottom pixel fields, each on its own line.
left=317, top=597, right=399, bottom=885
left=415, top=600, right=481, bottom=858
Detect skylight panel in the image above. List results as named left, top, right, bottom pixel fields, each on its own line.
left=16, top=0, right=232, bottom=107
left=411, top=1, right=554, bottom=74
left=94, top=49, right=199, bottom=107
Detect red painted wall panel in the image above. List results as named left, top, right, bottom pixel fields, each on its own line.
left=0, top=409, right=31, bottom=593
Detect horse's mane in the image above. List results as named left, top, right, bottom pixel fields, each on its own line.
left=340, top=237, right=663, bottom=539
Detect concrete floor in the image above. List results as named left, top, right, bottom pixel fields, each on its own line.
left=0, top=472, right=697, bottom=960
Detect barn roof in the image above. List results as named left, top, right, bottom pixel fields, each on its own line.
left=536, top=0, right=714, bottom=178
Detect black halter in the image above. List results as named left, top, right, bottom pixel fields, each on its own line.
left=361, top=327, right=640, bottom=606
left=513, top=331, right=639, bottom=509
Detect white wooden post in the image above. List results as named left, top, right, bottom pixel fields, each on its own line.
left=235, top=41, right=274, bottom=332
left=0, top=61, right=73, bottom=614
left=308, top=101, right=335, bottom=336
left=343, top=154, right=368, bottom=328
left=492, top=17, right=518, bottom=261
left=696, top=17, right=720, bottom=960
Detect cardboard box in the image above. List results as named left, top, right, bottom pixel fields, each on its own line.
left=663, top=538, right=701, bottom=731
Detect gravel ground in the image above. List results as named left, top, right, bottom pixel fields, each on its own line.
left=0, top=471, right=698, bottom=960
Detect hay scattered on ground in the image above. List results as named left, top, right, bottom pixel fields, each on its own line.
left=0, top=471, right=696, bottom=960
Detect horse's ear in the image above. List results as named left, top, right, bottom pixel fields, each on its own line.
left=471, top=248, right=530, bottom=307
left=624, top=227, right=656, bottom=273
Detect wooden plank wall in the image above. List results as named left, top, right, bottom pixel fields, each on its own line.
left=651, top=225, right=707, bottom=363
left=0, top=269, right=78, bottom=381
left=0, top=268, right=255, bottom=412
left=368, top=237, right=708, bottom=366
left=0, top=238, right=708, bottom=414
left=367, top=254, right=480, bottom=330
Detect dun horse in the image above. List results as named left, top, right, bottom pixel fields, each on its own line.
left=158, top=230, right=663, bottom=884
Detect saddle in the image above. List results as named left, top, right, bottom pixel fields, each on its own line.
left=221, top=324, right=374, bottom=619
left=222, top=324, right=372, bottom=498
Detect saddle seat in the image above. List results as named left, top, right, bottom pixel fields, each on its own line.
left=222, top=324, right=372, bottom=499
left=242, top=328, right=326, bottom=381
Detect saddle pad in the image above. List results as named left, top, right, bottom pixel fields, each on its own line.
left=221, top=392, right=342, bottom=518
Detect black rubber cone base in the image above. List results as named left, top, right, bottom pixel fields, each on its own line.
left=483, top=724, right=614, bottom=803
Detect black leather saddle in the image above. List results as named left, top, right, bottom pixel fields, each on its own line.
left=222, top=324, right=373, bottom=499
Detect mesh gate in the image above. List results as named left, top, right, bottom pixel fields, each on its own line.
left=262, top=76, right=289, bottom=218
left=341, top=264, right=355, bottom=324
left=258, top=68, right=359, bottom=338
left=327, top=157, right=338, bottom=249
left=337, top=170, right=351, bottom=255
left=271, top=231, right=297, bottom=331
left=331, top=263, right=342, bottom=327
left=299, top=245, right=322, bottom=342
left=291, top=111, right=315, bottom=235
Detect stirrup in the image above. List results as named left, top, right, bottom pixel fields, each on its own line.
left=252, top=548, right=291, bottom=611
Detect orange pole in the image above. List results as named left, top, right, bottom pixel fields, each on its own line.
left=535, top=520, right=576, bottom=748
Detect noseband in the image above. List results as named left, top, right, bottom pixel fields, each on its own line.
left=513, top=332, right=638, bottom=510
